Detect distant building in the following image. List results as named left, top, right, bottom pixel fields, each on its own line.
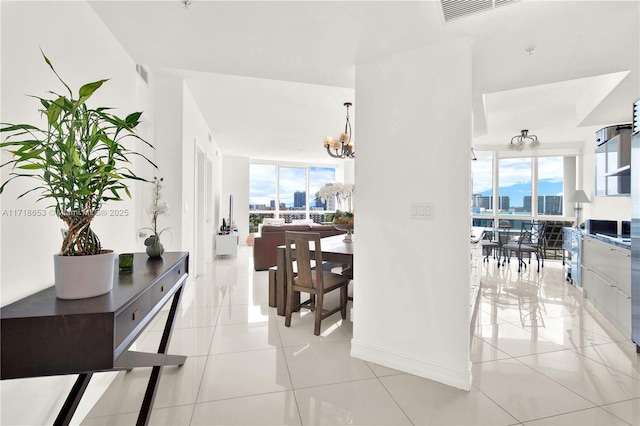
left=314, top=198, right=327, bottom=210
left=522, top=195, right=563, bottom=215
left=499, top=196, right=510, bottom=211
left=472, top=195, right=491, bottom=211
left=538, top=195, right=563, bottom=215
left=294, top=191, right=306, bottom=208
left=471, top=195, right=509, bottom=212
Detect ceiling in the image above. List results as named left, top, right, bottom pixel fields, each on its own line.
left=88, top=0, right=639, bottom=163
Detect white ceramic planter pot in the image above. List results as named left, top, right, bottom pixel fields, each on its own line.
left=54, top=251, right=116, bottom=299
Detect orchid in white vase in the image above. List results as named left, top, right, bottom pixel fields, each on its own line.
left=316, top=182, right=355, bottom=242
left=316, top=182, right=354, bottom=228
left=142, top=177, right=170, bottom=257
left=316, top=182, right=354, bottom=212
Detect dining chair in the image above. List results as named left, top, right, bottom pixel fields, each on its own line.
left=284, top=231, right=350, bottom=335
left=496, top=220, right=514, bottom=266
left=502, top=221, right=547, bottom=272
left=480, top=229, right=499, bottom=263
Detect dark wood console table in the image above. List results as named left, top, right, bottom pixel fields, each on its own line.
left=1, top=252, right=189, bottom=426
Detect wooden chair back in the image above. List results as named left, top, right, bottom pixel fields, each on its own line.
left=284, top=231, right=324, bottom=291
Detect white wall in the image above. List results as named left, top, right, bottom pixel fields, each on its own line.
left=0, top=1, right=149, bottom=424
left=351, top=38, right=473, bottom=390
left=0, top=1, right=145, bottom=305
left=151, top=74, right=184, bottom=253
left=221, top=156, right=250, bottom=246
left=182, top=82, right=221, bottom=268
left=151, top=76, right=223, bottom=264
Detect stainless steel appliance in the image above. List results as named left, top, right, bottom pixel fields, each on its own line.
left=585, top=219, right=617, bottom=236
left=622, top=220, right=631, bottom=237
left=632, top=98, right=640, bottom=352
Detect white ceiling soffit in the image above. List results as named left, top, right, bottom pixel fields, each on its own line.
left=441, top=0, right=520, bottom=23
left=474, top=72, right=630, bottom=146
left=578, top=71, right=634, bottom=127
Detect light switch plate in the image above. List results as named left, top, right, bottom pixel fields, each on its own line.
left=410, top=202, right=434, bottom=220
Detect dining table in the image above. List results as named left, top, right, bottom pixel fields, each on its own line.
left=275, top=234, right=354, bottom=316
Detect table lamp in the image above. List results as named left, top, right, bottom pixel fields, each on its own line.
left=568, top=189, right=590, bottom=229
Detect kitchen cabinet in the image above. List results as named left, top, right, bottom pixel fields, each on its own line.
left=581, top=236, right=631, bottom=338
left=591, top=271, right=618, bottom=320
left=595, top=126, right=632, bottom=197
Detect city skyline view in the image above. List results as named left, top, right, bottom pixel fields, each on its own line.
left=249, top=165, right=335, bottom=209
left=473, top=156, right=563, bottom=209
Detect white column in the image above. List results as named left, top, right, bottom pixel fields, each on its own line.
left=352, top=38, right=473, bottom=390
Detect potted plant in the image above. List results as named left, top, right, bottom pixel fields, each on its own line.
left=0, top=52, right=155, bottom=299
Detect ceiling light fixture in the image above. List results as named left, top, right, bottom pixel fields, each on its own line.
left=509, top=129, right=540, bottom=150
left=324, top=102, right=355, bottom=159
left=181, top=0, right=192, bottom=9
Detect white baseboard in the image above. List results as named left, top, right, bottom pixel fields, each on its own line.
left=351, top=339, right=472, bottom=391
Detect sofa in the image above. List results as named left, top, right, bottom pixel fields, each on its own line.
left=252, top=224, right=345, bottom=271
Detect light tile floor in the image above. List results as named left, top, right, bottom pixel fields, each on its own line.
left=82, top=246, right=640, bottom=425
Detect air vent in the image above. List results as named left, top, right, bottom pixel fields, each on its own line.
left=441, top=0, right=519, bottom=22
left=135, top=64, right=149, bottom=85
left=633, top=98, right=640, bottom=134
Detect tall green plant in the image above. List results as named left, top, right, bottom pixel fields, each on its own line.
left=0, top=51, right=155, bottom=256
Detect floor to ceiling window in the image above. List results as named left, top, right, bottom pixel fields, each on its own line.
left=537, top=156, right=564, bottom=216
left=249, top=163, right=336, bottom=232
left=498, top=157, right=532, bottom=215
left=471, top=156, right=493, bottom=216
left=278, top=167, right=306, bottom=220
left=471, top=153, right=570, bottom=229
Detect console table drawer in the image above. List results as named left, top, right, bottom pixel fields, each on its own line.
left=152, top=257, right=188, bottom=302
left=115, top=292, right=154, bottom=348
left=115, top=256, right=188, bottom=351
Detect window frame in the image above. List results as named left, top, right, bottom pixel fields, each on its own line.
left=471, top=151, right=573, bottom=228
left=249, top=162, right=338, bottom=231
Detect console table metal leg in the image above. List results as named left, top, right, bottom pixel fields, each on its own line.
left=136, top=285, right=184, bottom=426
left=53, top=372, right=92, bottom=426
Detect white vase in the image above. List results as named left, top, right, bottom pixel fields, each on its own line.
left=54, top=251, right=116, bottom=299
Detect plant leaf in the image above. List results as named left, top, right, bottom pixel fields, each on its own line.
left=40, top=48, right=72, bottom=96
left=78, top=79, right=108, bottom=103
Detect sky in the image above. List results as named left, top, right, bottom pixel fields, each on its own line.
left=249, top=165, right=335, bottom=207
left=472, top=156, right=564, bottom=208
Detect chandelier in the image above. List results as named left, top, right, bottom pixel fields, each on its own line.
left=509, top=129, right=540, bottom=150
left=324, top=102, right=355, bottom=159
